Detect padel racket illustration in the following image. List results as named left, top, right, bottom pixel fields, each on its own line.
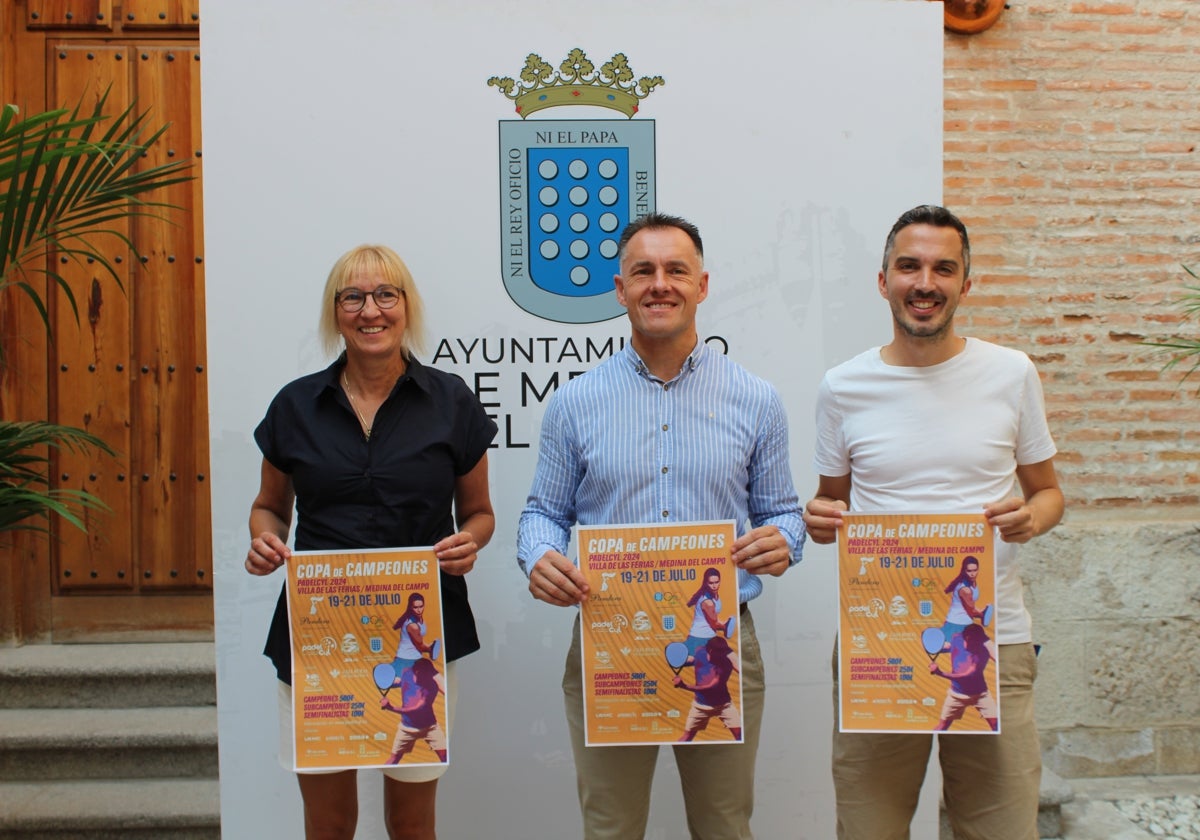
left=664, top=641, right=690, bottom=675
left=373, top=662, right=397, bottom=696
left=428, top=639, right=441, bottom=661
left=723, top=617, right=736, bottom=638
left=980, top=604, right=994, bottom=627
left=921, top=627, right=946, bottom=662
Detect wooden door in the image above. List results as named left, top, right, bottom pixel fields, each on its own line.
left=0, top=0, right=211, bottom=642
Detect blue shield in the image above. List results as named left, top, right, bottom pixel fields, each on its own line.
left=499, top=120, right=656, bottom=323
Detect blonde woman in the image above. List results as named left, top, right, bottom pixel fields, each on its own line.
left=245, top=244, right=496, bottom=839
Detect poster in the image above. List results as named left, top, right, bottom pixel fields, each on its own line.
left=837, top=513, right=998, bottom=734
left=286, top=547, right=447, bottom=770
left=578, top=521, right=741, bottom=746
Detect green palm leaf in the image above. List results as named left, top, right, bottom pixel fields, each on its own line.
left=0, top=88, right=193, bottom=334
left=0, top=89, right=190, bottom=538
left=0, top=421, right=117, bottom=535
left=1144, top=265, right=1200, bottom=386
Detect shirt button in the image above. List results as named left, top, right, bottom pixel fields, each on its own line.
left=661, top=510, right=669, bottom=518
left=661, top=424, right=668, bottom=431
left=661, top=467, right=668, bottom=474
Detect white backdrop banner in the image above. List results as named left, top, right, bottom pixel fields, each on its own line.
left=203, top=2, right=944, bottom=836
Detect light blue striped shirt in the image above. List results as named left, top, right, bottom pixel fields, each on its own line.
left=517, top=341, right=804, bottom=603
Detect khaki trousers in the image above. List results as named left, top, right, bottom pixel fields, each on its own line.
left=564, top=609, right=765, bottom=840
left=832, top=642, right=1041, bottom=840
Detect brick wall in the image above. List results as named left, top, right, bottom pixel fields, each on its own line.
left=943, top=0, right=1200, bottom=509
left=943, top=1, right=1200, bottom=777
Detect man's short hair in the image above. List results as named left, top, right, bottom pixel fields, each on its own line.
left=617, top=212, right=704, bottom=262
left=882, top=205, right=971, bottom=278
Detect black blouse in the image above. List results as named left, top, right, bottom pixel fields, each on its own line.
left=254, top=355, right=497, bottom=684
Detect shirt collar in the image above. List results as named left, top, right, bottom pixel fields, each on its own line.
left=621, top=340, right=707, bottom=383
left=319, top=353, right=433, bottom=398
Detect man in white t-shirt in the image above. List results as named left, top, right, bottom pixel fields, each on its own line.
left=802, top=204, right=1064, bottom=840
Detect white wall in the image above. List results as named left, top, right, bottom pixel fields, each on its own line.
left=202, top=2, right=944, bottom=836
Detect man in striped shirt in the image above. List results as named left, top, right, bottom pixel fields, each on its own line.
left=517, top=212, right=805, bottom=840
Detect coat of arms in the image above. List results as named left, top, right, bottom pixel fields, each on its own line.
left=489, top=49, right=663, bottom=323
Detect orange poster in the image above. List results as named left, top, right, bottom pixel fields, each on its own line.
left=286, top=547, right=447, bottom=770
left=578, top=521, right=741, bottom=746
left=838, top=513, right=998, bottom=734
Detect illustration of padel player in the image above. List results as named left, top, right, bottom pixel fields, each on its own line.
left=672, top=636, right=742, bottom=743
left=929, top=623, right=998, bottom=732
left=392, top=593, right=439, bottom=674
left=380, top=658, right=447, bottom=763
left=940, top=555, right=991, bottom=648
left=683, top=567, right=734, bottom=656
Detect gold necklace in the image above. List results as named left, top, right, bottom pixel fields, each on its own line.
left=342, top=373, right=372, bottom=440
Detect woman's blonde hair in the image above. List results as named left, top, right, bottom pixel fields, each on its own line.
left=318, top=244, right=427, bottom=358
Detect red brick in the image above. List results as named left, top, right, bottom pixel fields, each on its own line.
left=1106, top=368, right=1167, bottom=381
left=945, top=98, right=1011, bottom=111
left=1149, top=408, right=1200, bottom=422
left=1067, top=4, right=1136, bottom=14
left=981, top=80, right=1040, bottom=91
left=1129, top=389, right=1186, bottom=401
left=1074, top=400, right=1139, bottom=417
left=1084, top=497, right=1144, bottom=507
left=1128, top=430, right=1180, bottom=441
left=1070, top=429, right=1123, bottom=441
left=1051, top=20, right=1105, bottom=32
left=1159, top=451, right=1200, bottom=462
left=1107, top=23, right=1169, bottom=35
left=1144, top=143, right=1197, bottom=154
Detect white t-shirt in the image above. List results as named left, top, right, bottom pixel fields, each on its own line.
left=813, top=337, right=1057, bottom=643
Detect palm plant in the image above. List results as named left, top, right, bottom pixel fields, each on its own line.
left=1146, top=264, right=1200, bottom=386
left=0, top=90, right=192, bottom=534
left=0, top=421, right=116, bottom=534
left=1, top=89, right=192, bottom=332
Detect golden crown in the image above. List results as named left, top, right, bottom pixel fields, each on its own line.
left=488, top=49, right=664, bottom=119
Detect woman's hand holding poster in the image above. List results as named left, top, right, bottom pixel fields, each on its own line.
left=286, top=547, right=447, bottom=769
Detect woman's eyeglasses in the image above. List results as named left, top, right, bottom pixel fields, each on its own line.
left=335, top=285, right=403, bottom=313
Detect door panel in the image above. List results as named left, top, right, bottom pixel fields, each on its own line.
left=121, top=0, right=199, bottom=29
left=130, top=45, right=210, bottom=591
left=49, top=46, right=135, bottom=592
left=26, top=0, right=113, bottom=30
left=0, top=3, right=212, bottom=640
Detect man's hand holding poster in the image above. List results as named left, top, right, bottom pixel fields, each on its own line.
left=838, top=513, right=998, bottom=734
left=578, top=521, right=741, bottom=746
left=286, top=547, right=447, bottom=770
